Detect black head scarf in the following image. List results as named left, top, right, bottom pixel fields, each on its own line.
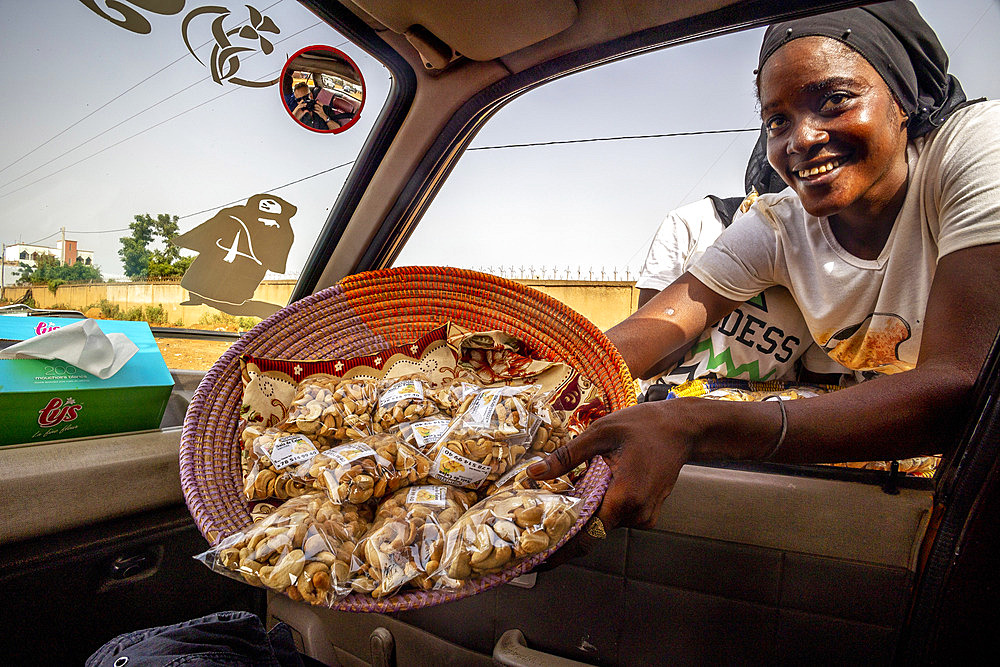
left=744, top=125, right=787, bottom=196
left=757, top=0, right=967, bottom=138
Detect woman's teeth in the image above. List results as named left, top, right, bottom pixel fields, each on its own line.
left=797, top=159, right=841, bottom=178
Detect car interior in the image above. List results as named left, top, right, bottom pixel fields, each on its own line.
left=2, top=1, right=999, bottom=665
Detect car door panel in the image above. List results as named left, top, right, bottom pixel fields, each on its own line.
left=0, top=370, right=200, bottom=544
left=0, top=504, right=264, bottom=666
left=272, top=464, right=929, bottom=665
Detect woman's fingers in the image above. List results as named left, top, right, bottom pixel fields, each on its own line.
left=527, top=424, right=617, bottom=480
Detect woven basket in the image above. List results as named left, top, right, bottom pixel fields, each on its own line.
left=180, top=266, right=635, bottom=611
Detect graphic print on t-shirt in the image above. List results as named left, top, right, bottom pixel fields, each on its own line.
left=664, top=289, right=804, bottom=383
left=820, top=312, right=913, bottom=374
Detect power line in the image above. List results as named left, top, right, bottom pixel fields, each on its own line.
left=14, top=125, right=761, bottom=239
left=0, top=0, right=288, bottom=180
left=179, top=160, right=356, bottom=219
left=950, top=0, right=994, bottom=56
left=467, top=128, right=757, bottom=151
left=21, top=232, right=61, bottom=246
left=0, top=84, right=250, bottom=202
left=0, top=19, right=328, bottom=196
left=183, top=129, right=760, bottom=219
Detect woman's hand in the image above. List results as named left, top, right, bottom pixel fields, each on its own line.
left=528, top=401, right=694, bottom=529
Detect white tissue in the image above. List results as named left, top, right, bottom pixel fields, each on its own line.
left=0, top=318, right=138, bottom=379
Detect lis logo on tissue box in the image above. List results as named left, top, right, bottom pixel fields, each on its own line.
left=38, top=397, right=83, bottom=428
left=34, top=321, right=62, bottom=336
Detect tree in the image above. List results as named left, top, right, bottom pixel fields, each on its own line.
left=16, top=253, right=103, bottom=290
left=118, top=213, right=186, bottom=280
left=147, top=254, right=193, bottom=278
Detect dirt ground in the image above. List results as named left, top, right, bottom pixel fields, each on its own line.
left=156, top=337, right=236, bottom=371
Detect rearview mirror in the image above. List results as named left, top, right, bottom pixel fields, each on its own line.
left=280, top=46, right=365, bottom=133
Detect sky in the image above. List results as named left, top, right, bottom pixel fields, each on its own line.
left=1, top=0, right=998, bottom=285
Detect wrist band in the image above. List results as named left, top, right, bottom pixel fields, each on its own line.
left=763, top=399, right=787, bottom=460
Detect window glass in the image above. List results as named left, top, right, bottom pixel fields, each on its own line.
left=0, top=1, right=390, bottom=369
left=398, top=0, right=999, bottom=277
left=394, top=0, right=1000, bottom=479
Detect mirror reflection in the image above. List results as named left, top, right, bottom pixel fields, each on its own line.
left=280, top=46, right=365, bottom=133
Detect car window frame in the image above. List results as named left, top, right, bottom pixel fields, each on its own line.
left=325, top=0, right=934, bottom=490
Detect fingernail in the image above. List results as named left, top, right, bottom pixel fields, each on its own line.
left=527, top=460, right=550, bottom=477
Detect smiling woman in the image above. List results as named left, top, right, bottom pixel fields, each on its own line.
left=529, top=0, right=1000, bottom=530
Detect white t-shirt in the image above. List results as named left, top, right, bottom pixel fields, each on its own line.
left=636, top=197, right=843, bottom=383
left=691, top=101, right=1000, bottom=377
left=636, top=198, right=726, bottom=290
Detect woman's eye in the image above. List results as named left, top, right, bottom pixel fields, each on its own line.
left=765, top=116, right=787, bottom=133
left=820, top=93, right=850, bottom=110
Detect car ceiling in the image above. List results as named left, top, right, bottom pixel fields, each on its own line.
left=337, top=0, right=742, bottom=72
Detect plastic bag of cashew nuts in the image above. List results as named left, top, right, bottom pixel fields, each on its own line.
left=433, top=489, right=582, bottom=588
left=195, top=491, right=374, bottom=606
left=425, top=384, right=546, bottom=489
left=243, top=428, right=318, bottom=502
left=282, top=374, right=379, bottom=447
left=428, top=378, right=483, bottom=417
left=529, top=404, right=574, bottom=454
left=482, top=454, right=582, bottom=496
left=297, top=434, right=431, bottom=505
left=372, top=374, right=441, bottom=433
left=348, top=485, right=479, bottom=598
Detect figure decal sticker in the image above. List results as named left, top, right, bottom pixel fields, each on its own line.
left=170, top=193, right=295, bottom=318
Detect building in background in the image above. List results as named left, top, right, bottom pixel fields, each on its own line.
left=3, top=240, right=94, bottom=267
left=1, top=239, right=95, bottom=291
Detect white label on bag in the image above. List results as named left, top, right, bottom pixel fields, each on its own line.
left=329, top=441, right=376, bottom=466
left=409, top=419, right=451, bottom=448
left=465, top=388, right=503, bottom=426
left=431, top=447, right=491, bottom=488
left=379, top=379, right=423, bottom=409
left=269, top=435, right=318, bottom=470
left=406, top=485, right=448, bottom=508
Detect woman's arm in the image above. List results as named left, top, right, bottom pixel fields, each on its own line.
left=608, top=271, right=742, bottom=379
left=531, top=242, right=1000, bottom=528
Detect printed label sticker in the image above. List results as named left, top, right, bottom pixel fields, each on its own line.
left=406, top=485, right=448, bottom=508
left=329, top=441, right=376, bottom=467
left=431, top=447, right=491, bottom=488
left=379, top=379, right=424, bottom=409
left=269, top=434, right=318, bottom=470
left=465, top=388, right=503, bottom=426
left=409, top=419, right=451, bottom=448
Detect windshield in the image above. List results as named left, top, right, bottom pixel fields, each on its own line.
left=0, top=1, right=388, bottom=341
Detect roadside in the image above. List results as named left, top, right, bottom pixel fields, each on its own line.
left=157, top=337, right=235, bottom=371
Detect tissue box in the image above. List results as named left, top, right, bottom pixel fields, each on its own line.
left=0, top=316, right=174, bottom=446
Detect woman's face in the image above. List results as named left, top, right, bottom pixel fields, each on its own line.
left=758, top=37, right=909, bottom=223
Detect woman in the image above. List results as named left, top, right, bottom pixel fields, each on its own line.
left=529, top=0, right=1000, bottom=530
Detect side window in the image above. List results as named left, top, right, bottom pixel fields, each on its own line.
left=394, top=0, right=1000, bottom=481
left=0, top=2, right=391, bottom=371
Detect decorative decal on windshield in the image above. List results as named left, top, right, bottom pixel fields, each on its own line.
left=78, top=1, right=282, bottom=87
left=170, top=194, right=295, bottom=318
left=182, top=5, right=281, bottom=87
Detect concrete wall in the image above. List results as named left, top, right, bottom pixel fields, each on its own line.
left=2, top=279, right=639, bottom=330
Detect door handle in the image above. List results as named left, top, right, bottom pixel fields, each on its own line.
left=493, top=629, right=593, bottom=667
